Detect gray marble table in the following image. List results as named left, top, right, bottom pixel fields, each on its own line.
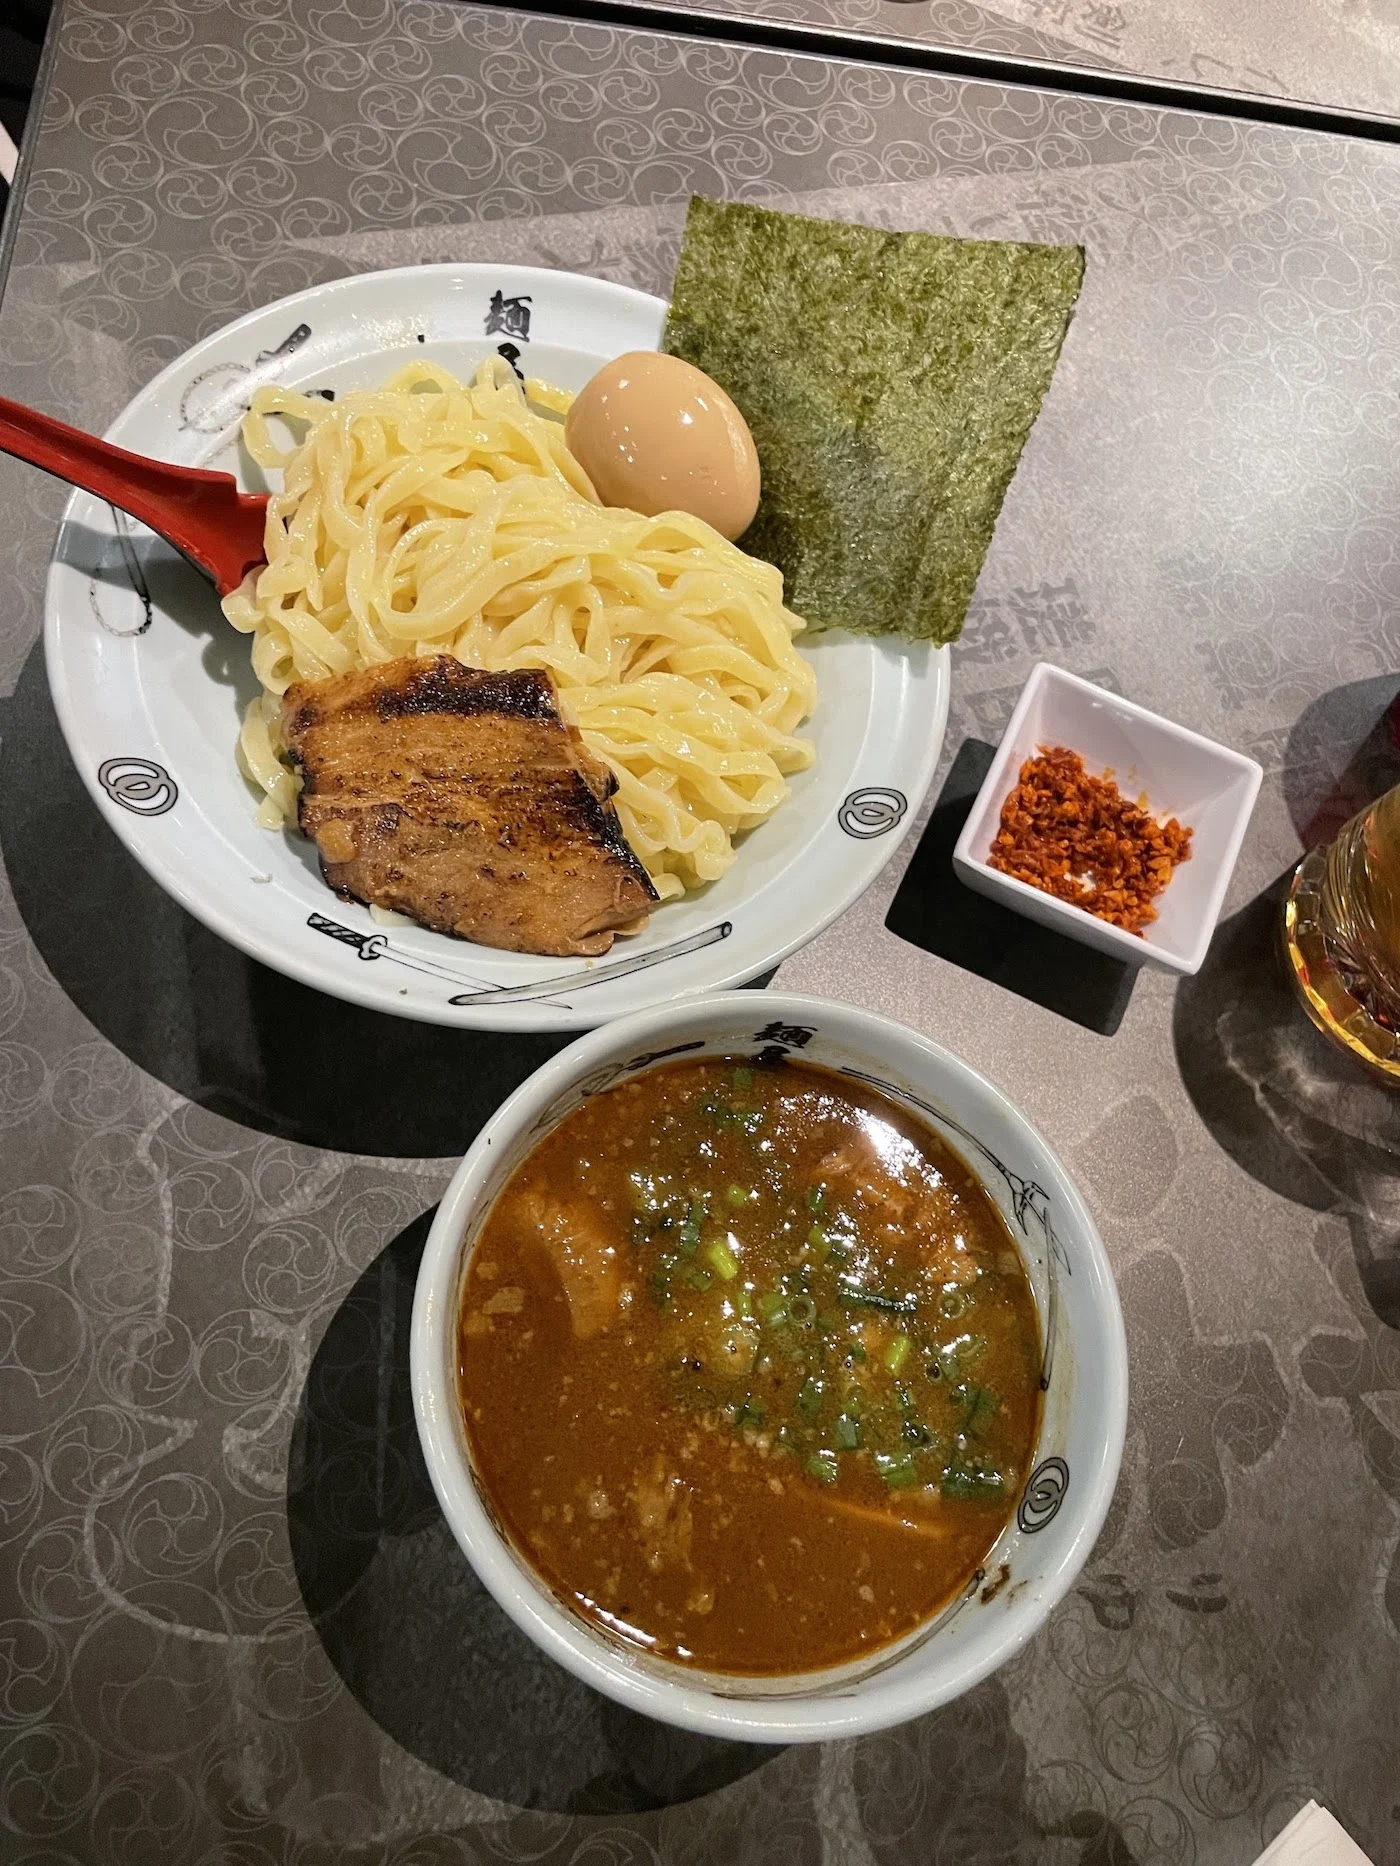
left=2, top=2, right=1399, bottom=1862
left=629, top=0, right=1400, bottom=125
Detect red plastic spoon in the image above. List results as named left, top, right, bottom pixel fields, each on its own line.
left=0, top=395, right=268, bottom=596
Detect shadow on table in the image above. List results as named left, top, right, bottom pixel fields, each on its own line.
left=1280, top=672, right=1399, bottom=848
left=1173, top=680, right=1400, bottom=1331
left=286, top=1207, right=778, bottom=1812
left=853, top=1670, right=1137, bottom=1866
left=0, top=634, right=769, bottom=1157
left=885, top=740, right=1137, bottom=1036
left=0, top=636, right=576, bottom=1155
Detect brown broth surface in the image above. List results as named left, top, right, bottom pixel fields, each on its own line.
left=458, top=1058, right=1042, bottom=1675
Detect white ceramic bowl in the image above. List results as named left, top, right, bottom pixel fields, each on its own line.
left=410, top=993, right=1128, bottom=1742
left=952, top=663, right=1262, bottom=975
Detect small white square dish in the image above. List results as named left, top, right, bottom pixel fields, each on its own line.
left=952, top=663, right=1263, bottom=976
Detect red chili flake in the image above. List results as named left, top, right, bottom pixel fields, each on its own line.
left=987, top=745, right=1192, bottom=935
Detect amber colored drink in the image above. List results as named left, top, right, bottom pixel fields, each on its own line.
left=1284, top=783, right=1400, bottom=1083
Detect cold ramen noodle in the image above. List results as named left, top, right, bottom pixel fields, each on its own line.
left=222, top=358, right=816, bottom=905
left=458, top=1059, right=1043, bottom=1674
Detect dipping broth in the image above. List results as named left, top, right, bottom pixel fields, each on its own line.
left=457, top=1059, right=1043, bottom=1675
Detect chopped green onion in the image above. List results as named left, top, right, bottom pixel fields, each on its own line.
left=678, top=1200, right=705, bottom=1253
left=939, top=1288, right=967, bottom=1320
left=725, top=1184, right=751, bottom=1208
left=758, top=1292, right=788, bottom=1325
left=956, top=1384, right=999, bottom=1434
left=734, top=1396, right=766, bottom=1432
left=683, top=1265, right=714, bottom=1292
left=807, top=1225, right=828, bottom=1250
left=701, top=1098, right=763, bottom=1134
left=705, top=1238, right=740, bottom=1281
left=788, top=1294, right=817, bottom=1326
left=884, top=1334, right=912, bottom=1375
left=903, top=1420, right=935, bottom=1449
left=937, top=1333, right=987, bottom=1382
left=795, top=1376, right=824, bottom=1420
left=899, top=1407, right=940, bottom=1454
left=874, top=1452, right=920, bottom=1489
left=942, top=1463, right=1004, bottom=1501
left=735, top=1288, right=754, bottom=1318
left=834, top=1413, right=861, bottom=1450
left=733, top=1066, right=755, bottom=1089
left=805, top=1451, right=839, bottom=1486
left=805, top=1186, right=825, bottom=1213
left=837, top=1281, right=918, bottom=1317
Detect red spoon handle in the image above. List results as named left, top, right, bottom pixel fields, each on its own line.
left=0, top=395, right=268, bottom=596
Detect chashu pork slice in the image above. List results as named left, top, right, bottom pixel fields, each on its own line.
left=281, top=656, right=657, bottom=957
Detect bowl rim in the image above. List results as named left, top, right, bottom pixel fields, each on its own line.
left=409, top=991, right=1129, bottom=1742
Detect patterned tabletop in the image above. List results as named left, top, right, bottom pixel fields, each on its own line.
left=630, top=0, right=1400, bottom=125
left=1, top=2, right=1399, bottom=1862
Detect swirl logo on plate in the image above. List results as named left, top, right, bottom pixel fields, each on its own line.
left=839, top=787, right=907, bottom=838
left=98, top=756, right=178, bottom=817
left=1017, top=1456, right=1069, bottom=1533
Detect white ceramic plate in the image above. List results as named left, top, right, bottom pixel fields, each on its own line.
left=44, top=265, right=948, bottom=1032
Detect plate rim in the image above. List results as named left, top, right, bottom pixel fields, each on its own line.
left=43, top=262, right=950, bottom=1031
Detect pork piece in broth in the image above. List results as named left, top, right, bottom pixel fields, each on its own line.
left=457, top=1058, right=1043, bottom=1675
left=513, top=1188, right=623, bottom=1341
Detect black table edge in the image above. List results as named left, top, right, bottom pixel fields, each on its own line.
left=4, top=0, right=1399, bottom=332
left=481, top=0, right=1400, bottom=146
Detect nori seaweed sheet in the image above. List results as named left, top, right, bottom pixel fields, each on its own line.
left=662, top=197, right=1085, bottom=643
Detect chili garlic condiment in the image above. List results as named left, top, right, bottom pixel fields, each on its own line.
left=988, top=745, right=1192, bottom=934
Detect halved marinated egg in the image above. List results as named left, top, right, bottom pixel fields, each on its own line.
left=564, top=351, right=761, bottom=541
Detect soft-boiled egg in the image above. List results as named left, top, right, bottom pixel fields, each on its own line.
left=564, top=351, right=761, bottom=541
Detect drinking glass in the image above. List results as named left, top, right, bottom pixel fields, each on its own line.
left=1283, top=783, right=1400, bottom=1083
